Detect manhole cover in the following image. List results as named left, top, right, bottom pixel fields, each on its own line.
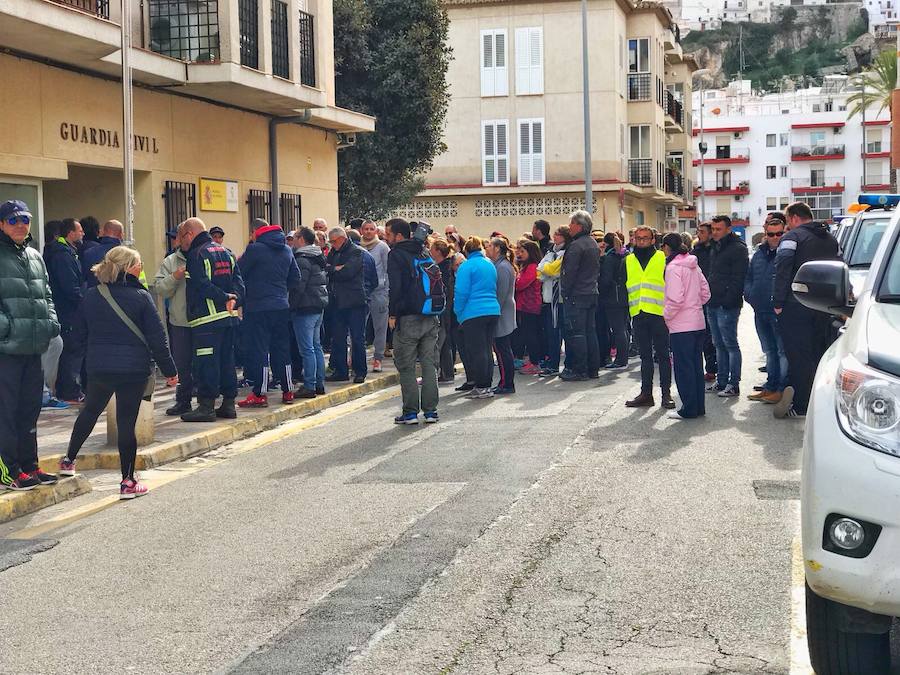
left=752, top=479, right=800, bottom=500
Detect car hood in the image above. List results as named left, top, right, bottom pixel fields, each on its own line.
left=867, top=301, right=900, bottom=378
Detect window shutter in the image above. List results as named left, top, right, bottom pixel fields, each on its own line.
left=494, top=31, right=508, bottom=96
left=529, top=28, right=543, bottom=95
left=531, top=120, right=544, bottom=183
left=483, top=121, right=496, bottom=184
left=518, top=120, right=532, bottom=183
left=496, top=121, right=509, bottom=184
left=481, top=31, right=494, bottom=97
left=515, top=28, right=529, bottom=95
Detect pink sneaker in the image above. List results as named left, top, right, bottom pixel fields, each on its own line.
left=120, top=478, right=149, bottom=500
left=58, top=457, right=77, bottom=476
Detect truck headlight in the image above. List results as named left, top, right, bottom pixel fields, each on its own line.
left=837, top=355, right=900, bottom=457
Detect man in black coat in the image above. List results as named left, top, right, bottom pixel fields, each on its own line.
left=81, top=219, right=124, bottom=287
left=559, top=210, right=601, bottom=381
left=772, top=202, right=840, bottom=419
left=691, top=221, right=717, bottom=381
left=44, top=217, right=86, bottom=403
left=325, top=227, right=367, bottom=383
left=706, top=215, right=749, bottom=398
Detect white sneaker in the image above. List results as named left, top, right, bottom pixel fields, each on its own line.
left=667, top=411, right=687, bottom=420
left=472, top=387, right=495, bottom=399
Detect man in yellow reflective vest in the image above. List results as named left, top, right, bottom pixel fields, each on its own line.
left=624, top=226, right=674, bottom=409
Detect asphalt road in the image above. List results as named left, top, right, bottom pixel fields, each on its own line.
left=0, top=316, right=809, bottom=674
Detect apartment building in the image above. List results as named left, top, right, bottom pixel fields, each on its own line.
left=392, top=0, right=696, bottom=237
left=692, top=77, right=891, bottom=241
left=0, top=0, right=373, bottom=273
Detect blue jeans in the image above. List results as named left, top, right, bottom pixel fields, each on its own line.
left=292, top=312, right=326, bottom=392
left=754, top=312, right=788, bottom=392
left=708, top=306, right=742, bottom=387
left=332, top=305, right=368, bottom=379
left=670, top=330, right=706, bottom=418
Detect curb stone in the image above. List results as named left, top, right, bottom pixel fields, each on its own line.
left=0, top=476, right=92, bottom=525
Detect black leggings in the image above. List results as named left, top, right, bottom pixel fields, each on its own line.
left=493, top=334, right=516, bottom=390
left=66, top=376, right=146, bottom=480
left=461, top=316, right=497, bottom=388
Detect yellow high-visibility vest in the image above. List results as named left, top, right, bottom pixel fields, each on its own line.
left=625, top=250, right=666, bottom=317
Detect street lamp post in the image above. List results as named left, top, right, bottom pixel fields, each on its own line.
left=121, top=0, right=135, bottom=244
left=692, top=69, right=711, bottom=225
left=581, top=0, right=593, bottom=213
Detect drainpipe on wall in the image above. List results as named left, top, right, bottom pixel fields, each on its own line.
left=269, top=110, right=313, bottom=224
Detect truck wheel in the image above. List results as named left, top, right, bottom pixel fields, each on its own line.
left=806, top=583, right=891, bottom=675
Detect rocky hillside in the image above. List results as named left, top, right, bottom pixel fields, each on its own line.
left=683, top=5, right=872, bottom=90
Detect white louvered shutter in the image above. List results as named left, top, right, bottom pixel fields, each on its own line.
left=483, top=121, right=496, bottom=184
left=518, top=120, right=532, bottom=183
left=481, top=31, right=494, bottom=97
left=481, top=30, right=508, bottom=97
left=515, top=28, right=543, bottom=95
left=531, top=120, right=544, bottom=183
left=496, top=121, right=509, bottom=184
left=494, top=31, right=508, bottom=96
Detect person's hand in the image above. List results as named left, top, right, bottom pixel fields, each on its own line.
left=774, top=307, right=782, bottom=315
left=335, top=265, right=345, bottom=272
left=226, top=294, right=237, bottom=312
left=173, top=266, right=186, bottom=280
left=166, top=375, right=179, bottom=387
left=389, top=316, right=397, bottom=330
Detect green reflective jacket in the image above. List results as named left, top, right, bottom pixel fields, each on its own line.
left=0, top=232, right=60, bottom=355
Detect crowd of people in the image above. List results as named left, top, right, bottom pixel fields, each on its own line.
left=0, top=196, right=839, bottom=498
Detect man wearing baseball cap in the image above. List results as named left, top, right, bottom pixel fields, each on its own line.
left=0, top=200, right=61, bottom=489
left=209, top=226, right=226, bottom=245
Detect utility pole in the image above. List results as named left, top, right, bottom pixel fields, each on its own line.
left=693, top=69, right=710, bottom=225
left=581, top=0, right=593, bottom=213
left=121, top=0, right=135, bottom=244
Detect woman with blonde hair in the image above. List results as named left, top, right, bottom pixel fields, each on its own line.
left=59, top=246, right=177, bottom=499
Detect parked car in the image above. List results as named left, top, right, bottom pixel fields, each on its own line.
left=794, top=207, right=900, bottom=674
left=838, top=194, right=898, bottom=294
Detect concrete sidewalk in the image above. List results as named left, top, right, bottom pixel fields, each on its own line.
left=0, top=365, right=400, bottom=524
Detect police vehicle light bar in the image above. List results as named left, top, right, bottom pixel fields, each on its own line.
left=857, top=194, right=900, bottom=208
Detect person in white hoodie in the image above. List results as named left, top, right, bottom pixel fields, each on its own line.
left=359, top=220, right=390, bottom=372
left=661, top=232, right=711, bottom=420
left=536, top=225, right=571, bottom=376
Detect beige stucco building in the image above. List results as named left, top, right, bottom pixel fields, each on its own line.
left=393, top=0, right=696, bottom=238
left=0, top=0, right=373, bottom=273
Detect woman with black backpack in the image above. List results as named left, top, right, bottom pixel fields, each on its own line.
left=58, top=246, right=177, bottom=499
left=598, top=232, right=630, bottom=370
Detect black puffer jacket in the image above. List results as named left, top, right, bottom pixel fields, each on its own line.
left=561, top=230, right=600, bottom=302
left=326, top=240, right=366, bottom=309
left=707, top=232, right=749, bottom=309
left=290, top=245, right=329, bottom=314
left=0, top=232, right=59, bottom=355
left=43, top=238, right=84, bottom=325
left=74, top=274, right=176, bottom=380
left=692, top=241, right=713, bottom=279
left=597, top=248, right=627, bottom=308
left=773, top=221, right=841, bottom=309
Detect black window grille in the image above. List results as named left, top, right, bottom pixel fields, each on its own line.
left=628, top=159, right=652, bottom=187
left=272, top=0, right=290, bottom=79
left=162, top=181, right=196, bottom=254
left=627, top=73, right=651, bottom=101
left=280, top=193, right=302, bottom=231
left=51, top=0, right=109, bottom=18
left=299, top=11, right=316, bottom=87
left=239, top=0, right=259, bottom=69
left=149, top=0, right=220, bottom=63
left=248, top=189, right=272, bottom=225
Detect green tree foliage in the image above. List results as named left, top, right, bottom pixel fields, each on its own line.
left=333, top=0, right=452, bottom=220
left=846, top=48, right=897, bottom=118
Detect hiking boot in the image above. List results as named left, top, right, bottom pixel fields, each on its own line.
left=773, top=386, right=795, bottom=419
left=660, top=392, right=676, bottom=409
left=238, top=393, right=268, bottom=408
left=165, top=401, right=192, bottom=416
left=625, top=392, right=655, bottom=408
left=182, top=398, right=217, bottom=422
left=216, top=398, right=237, bottom=419
left=761, top=391, right=783, bottom=404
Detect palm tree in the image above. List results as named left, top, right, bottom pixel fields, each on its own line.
left=846, top=49, right=897, bottom=119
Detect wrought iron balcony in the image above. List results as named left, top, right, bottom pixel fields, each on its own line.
left=665, top=169, right=683, bottom=197
left=627, top=73, right=652, bottom=102
left=48, top=0, right=109, bottom=18
left=790, top=144, right=845, bottom=160
left=628, top=158, right=653, bottom=187
left=664, top=90, right=683, bottom=128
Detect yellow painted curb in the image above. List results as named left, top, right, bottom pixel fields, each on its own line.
left=0, top=476, right=92, bottom=525
left=38, top=373, right=400, bottom=474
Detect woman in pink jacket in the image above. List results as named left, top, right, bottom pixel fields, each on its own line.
left=662, top=233, right=711, bottom=420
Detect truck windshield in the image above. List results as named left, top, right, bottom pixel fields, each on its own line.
left=849, top=217, right=890, bottom=268
left=879, top=234, right=900, bottom=299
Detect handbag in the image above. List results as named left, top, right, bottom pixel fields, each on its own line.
left=97, top=284, right=156, bottom=399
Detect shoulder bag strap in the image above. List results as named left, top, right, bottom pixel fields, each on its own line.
left=97, top=284, right=149, bottom=349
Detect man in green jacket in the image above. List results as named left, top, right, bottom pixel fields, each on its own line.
left=0, top=200, right=61, bottom=490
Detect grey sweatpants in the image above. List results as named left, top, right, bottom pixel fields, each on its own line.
left=41, top=334, right=64, bottom=393
left=393, top=314, right=439, bottom=415
left=368, top=289, right=389, bottom=361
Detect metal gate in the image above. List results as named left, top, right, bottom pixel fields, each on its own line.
left=162, top=181, right=196, bottom=253
left=248, top=189, right=272, bottom=225
left=279, top=192, right=301, bottom=231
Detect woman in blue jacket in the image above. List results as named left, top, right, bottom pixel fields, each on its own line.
left=59, top=246, right=177, bottom=499
left=453, top=237, right=500, bottom=399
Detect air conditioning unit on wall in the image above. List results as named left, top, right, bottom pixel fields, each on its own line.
left=734, top=195, right=743, bottom=201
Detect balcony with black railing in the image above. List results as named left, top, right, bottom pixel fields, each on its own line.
left=627, top=73, right=652, bottom=102
left=628, top=158, right=653, bottom=187
left=664, top=90, right=683, bottom=131
left=665, top=169, right=684, bottom=197
left=299, top=10, right=316, bottom=87
left=790, top=144, right=845, bottom=161
left=149, top=0, right=220, bottom=63
left=48, top=0, right=109, bottom=18
left=693, top=180, right=750, bottom=196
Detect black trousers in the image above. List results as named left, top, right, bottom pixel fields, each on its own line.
left=595, top=305, right=612, bottom=366
left=670, top=330, right=706, bottom=418
left=563, top=300, right=600, bottom=376
left=605, top=305, right=630, bottom=366
left=192, top=325, right=238, bottom=400
left=66, top=376, right=145, bottom=479
left=633, top=312, right=672, bottom=393
left=493, top=333, right=516, bottom=390
left=0, top=354, right=42, bottom=479
left=168, top=324, right=194, bottom=405
left=702, top=306, right=718, bottom=375
left=244, top=309, right=292, bottom=395
left=437, top=316, right=455, bottom=380
left=778, top=304, right=833, bottom=414
left=461, top=316, right=497, bottom=389
left=517, top=312, right=544, bottom=366
left=56, top=322, right=85, bottom=400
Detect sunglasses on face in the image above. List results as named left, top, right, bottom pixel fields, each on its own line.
left=6, top=216, right=30, bottom=226
left=766, top=231, right=784, bottom=238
